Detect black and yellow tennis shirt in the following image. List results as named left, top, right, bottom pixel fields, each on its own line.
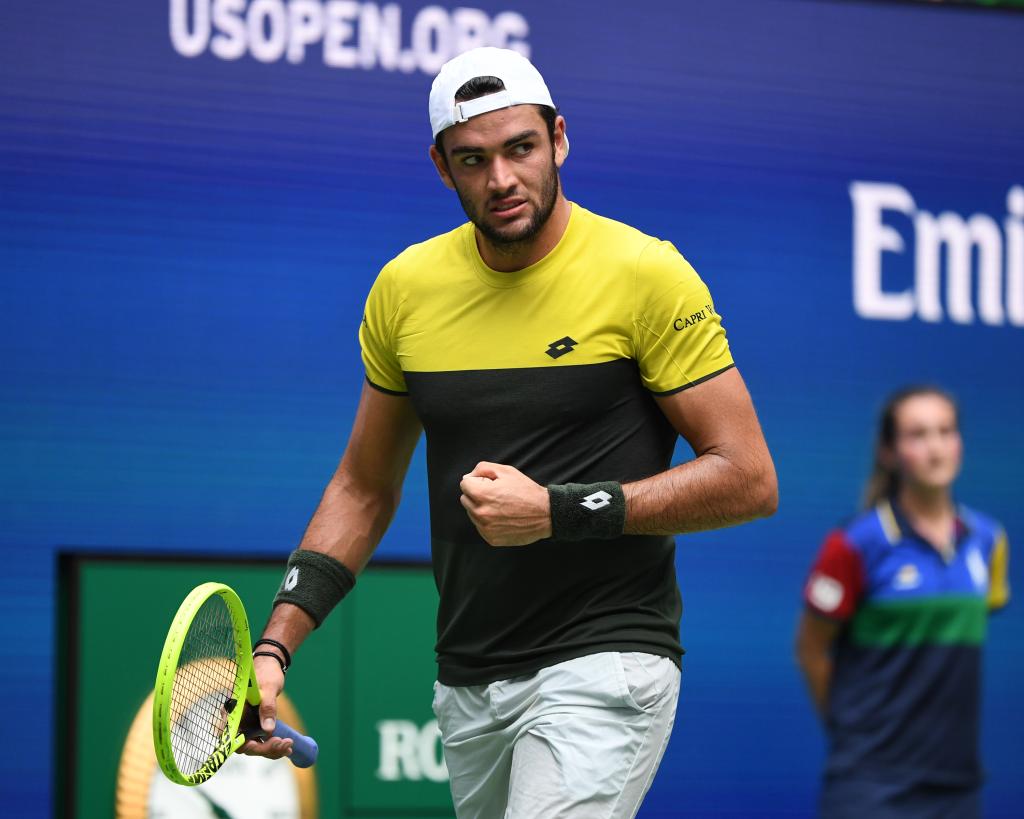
left=360, top=202, right=734, bottom=685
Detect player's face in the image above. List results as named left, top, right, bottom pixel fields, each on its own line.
left=889, top=394, right=962, bottom=493
left=432, top=105, right=565, bottom=247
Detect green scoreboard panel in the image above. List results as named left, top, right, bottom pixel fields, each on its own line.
left=56, top=554, right=454, bottom=819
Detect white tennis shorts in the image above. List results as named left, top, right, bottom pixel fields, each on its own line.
left=433, top=651, right=681, bottom=819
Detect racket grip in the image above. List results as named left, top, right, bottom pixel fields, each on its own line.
left=273, top=719, right=319, bottom=768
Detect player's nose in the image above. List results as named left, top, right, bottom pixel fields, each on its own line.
left=486, top=155, right=517, bottom=191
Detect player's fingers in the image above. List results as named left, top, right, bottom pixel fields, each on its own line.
left=460, top=494, right=486, bottom=522
left=467, top=461, right=501, bottom=480
left=258, top=688, right=278, bottom=734
left=459, top=476, right=491, bottom=501
left=252, top=655, right=283, bottom=733
left=460, top=496, right=490, bottom=532
left=238, top=736, right=293, bottom=759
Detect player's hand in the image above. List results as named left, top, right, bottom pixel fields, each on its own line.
left=459, top=462, right=552, bottom=546
left=237, top=654, right=294, bottom=759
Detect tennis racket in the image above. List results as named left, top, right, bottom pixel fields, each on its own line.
left=152, top=581, right=318, bottom=786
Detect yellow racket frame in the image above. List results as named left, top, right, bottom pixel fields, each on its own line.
left=152, top=582, right=260, bottom=786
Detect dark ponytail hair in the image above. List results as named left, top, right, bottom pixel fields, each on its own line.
left=862, top=385, right=959, bottom=509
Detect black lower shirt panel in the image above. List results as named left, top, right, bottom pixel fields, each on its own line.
left=404, top=359, right=685, bottom=687
left=432, top=534, right=684, bottom=686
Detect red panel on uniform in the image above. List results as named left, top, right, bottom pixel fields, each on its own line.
left=803, top=530, right=865, bottom=621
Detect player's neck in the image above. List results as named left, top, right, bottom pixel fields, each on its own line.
left=897, top=484, right=954, bottom=522
left=476, top=195, right=571, bottom=272
left=897, top=485, right=957, bottom=553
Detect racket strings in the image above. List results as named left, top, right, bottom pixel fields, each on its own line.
left=169, top=594, right=240, bottom=776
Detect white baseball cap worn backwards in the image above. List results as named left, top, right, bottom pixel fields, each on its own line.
left=429, top=47, right=556, bottom=139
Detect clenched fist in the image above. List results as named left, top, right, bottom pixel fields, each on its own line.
left=459, top=462, right=552, bottom=546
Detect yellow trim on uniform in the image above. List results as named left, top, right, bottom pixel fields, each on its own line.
left=988, top=530, right=1011, bottom=610
left=877, top=499, right=902, bottom=546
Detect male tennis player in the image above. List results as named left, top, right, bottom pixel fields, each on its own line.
left=243, top=47, right=777, bottom=817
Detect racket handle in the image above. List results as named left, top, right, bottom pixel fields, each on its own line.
left=272, top=719, right=319, bottom=768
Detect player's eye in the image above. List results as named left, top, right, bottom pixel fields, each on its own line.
left=511, top=142, right=533, bottom=156
left=461, top=154, right=482, bottom=167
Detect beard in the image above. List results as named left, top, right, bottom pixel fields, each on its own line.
left=454, top=154, right=560, bottom=251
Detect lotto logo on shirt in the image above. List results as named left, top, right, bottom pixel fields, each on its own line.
left=892, top=564, right=921, bottom=591
left=169, top=0, right=530, bottom=72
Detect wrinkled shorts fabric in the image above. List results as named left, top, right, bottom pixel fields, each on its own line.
left=433, top=651, right=681, bottom=819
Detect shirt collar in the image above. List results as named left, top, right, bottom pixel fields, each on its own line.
left=881, top=496, right=971, bottom=551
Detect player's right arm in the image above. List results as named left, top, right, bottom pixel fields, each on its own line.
left=794, top=529, right=865, bottom=722
left=240, top=381, right=421, bottom=758
left=795, top=612, right=841, bottom=718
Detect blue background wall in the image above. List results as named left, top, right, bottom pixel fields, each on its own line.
left=2, top=0, right=1022, bottom=815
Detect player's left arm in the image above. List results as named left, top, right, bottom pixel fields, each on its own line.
left=461, top=242, right=775, bottom=545
left=460, top=368, right=775, bottom=544
left=623, top=366, right=776, bottom=534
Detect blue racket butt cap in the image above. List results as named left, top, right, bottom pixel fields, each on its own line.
left=272, top=719, right=319, bottom=768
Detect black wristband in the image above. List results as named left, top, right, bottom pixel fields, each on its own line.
left=253, top=638, right=292, bottom=670
left=253, top=651, right=288, bottom=675
left=273, top=549, right=356, bottom=628
left=547, top=481, right=627, bottom=541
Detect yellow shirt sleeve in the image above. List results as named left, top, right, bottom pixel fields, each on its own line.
left=633, top=240, right=734, bottom=394
left=988, top=529, right=1011, bottom=610
left=359, top=262, right=408, bottom=394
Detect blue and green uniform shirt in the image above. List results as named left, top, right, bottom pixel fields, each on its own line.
left=804, top=499, right=1010, bottom=787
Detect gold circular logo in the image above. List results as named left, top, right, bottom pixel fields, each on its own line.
left=117, top=691, right=317, bottom=818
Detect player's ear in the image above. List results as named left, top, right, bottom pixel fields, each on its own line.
left=429, top=145, right=456, bottom=190
left=553, top=116, right=568, bottom=169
